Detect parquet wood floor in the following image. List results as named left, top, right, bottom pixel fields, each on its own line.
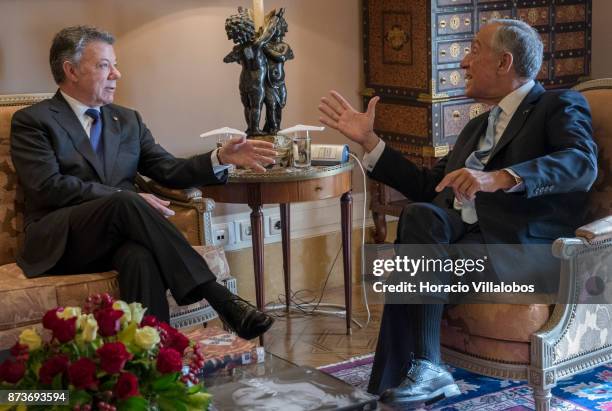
left=262, top=285, right=383, bottom=368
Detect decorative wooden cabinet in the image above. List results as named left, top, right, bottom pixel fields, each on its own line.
left=363, top=0, right=592, bottom=242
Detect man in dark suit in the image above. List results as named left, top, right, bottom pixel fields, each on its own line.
left=319, top=19, right=597, bottom=407
left=10, top=25, right=277, bottom=340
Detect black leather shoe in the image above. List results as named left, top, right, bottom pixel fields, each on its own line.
left=215, top=296, right=274, bottom=340
left=380, top=358, right=460, bottom=407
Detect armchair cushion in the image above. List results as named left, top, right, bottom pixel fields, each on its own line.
left=441, top=304, right=552, bottom=364
left=0, top=245, right=229, bottom=349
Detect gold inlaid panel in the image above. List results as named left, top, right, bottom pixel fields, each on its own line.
left=477, top=9, right=512, bottom=30
left=541, top=33, right=550, bottom=53
left=517, top=7, right=550, bottom=26
left=443, top=101, right=488, bottom=138
left=367, top=0, right=429, bottom=90
left=555, top=32, right=586, bottom=52
left=554, top=57, right=586, bottom=77
left=375, top=102, right=429, bottom=138
left=538, top=59, right=550, bottom=81
left=438, top=68, right=466, bottom=91
left=438, top=40, right=471, bottom=64
left=437, top=12, right=473, bottom=36
left=555, top=4, right=586, bottom=24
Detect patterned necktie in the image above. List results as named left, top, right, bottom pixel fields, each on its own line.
left=460, top=106, right=502, bottom=224
left=465, top=105, right=502, bottom=170
left=85, top=108, right=103, bottom=162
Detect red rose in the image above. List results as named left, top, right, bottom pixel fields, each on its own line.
left=168, top=331, right=190, bottom=355
left=115, top=372, right=140, bottom=400
left=94, top=307, right=123, bottom=337
left=10, top=343, right=29, bottom=362
left=156, top=348, right=183, bottom=374
left=42, top=308, right=61, bottom=330
left=53, top=317, right=77, bottom=343
left=39, top=354, right=69, bottom=385
left=0, top=359, right=26, bottom=384
left=68, top=358, right=97, bottom=389
left=96, top=342, right=132, bottom=374
left=141, top=315, right=158, bottom=328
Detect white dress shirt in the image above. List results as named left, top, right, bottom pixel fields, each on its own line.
left=60, top=90, right=100, bottom=139
left=363, top=80, right=534, bottom=222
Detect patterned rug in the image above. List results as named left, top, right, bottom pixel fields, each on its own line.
left=318, top=354, right=612, bottom=410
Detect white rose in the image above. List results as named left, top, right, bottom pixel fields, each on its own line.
left=18, top=328, right=42, bottom=351
left=134, top=326, right=160, bottom=350
left=129, top=302, right=147, bottom=325
left=82, top=314, right=99, bottom=343
left=58, top=306, right=81, bottom=319
left=112, top=300, right=132, bottom=324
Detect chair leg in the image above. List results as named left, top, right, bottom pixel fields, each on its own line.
left=532, top=386, right=552, bottom=411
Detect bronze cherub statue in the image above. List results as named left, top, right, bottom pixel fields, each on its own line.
left=224, top=8, right=293, bottom=137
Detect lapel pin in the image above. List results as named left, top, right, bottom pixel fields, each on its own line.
left=113, top=116, right=118, bottom=121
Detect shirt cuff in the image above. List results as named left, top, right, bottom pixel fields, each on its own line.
left=211, top=148, right=231, bottom=176
left=362, top=139, right=385, bottom=172
left=504, top=168, right=525, bottom=193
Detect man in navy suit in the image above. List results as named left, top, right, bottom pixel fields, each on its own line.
left=319, top=19, right=597, bottom=407
left=11, top=26, right=277, bottom=340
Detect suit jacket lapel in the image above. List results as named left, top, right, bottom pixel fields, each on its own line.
left=49, top=91, right=105, bottom=181
left=101, top=106, right=121, bottom=183
left=449, top=114, right=488, bottom=170
left=487, top=83, right=545, bottom=162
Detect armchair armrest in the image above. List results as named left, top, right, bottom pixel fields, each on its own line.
left=134, top=175, right=216, bottom=246
left=575, top=215, right=612, bottom=243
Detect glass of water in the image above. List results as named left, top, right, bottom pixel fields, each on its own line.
left=292, top=133, right=311, bottom=168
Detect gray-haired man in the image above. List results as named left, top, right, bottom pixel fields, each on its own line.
left=11, top=26, right=277, bottom=340
left=319, top=20, right=597, bottom=407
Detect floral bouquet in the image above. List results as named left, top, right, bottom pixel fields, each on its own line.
left=0, top=293, right=211, bottom=411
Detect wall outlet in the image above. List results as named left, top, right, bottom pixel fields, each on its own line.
left=268, top=215, right=282, bottom=237
left=237, top=219, right=252, bottom=242
left=212, top=223, right=233, bottom=247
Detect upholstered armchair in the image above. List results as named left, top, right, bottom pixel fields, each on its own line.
left=439, top=78, right=612, bottom=411
left=0, top=93, right=234, bottom=349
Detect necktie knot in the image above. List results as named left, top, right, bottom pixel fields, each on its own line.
left=488, top=105, right=502, bottom=124
left=85, top=108, right=100, bottom=122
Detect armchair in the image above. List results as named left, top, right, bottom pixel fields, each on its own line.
left=439, top=78, right=612, bottom=411
left=0, top=93, right=234, bottom=349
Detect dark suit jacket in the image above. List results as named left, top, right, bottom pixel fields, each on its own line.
left=10, top=91, right=227, bottom=276
left=370, top=83, right=598, bottom=247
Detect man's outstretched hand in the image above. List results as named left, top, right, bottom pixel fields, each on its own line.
left=318, top=90, right=381, bottom=153
left=218, top=136, right=277, bottom=173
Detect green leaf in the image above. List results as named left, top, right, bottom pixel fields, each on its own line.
left=68, top=390, right=92, bottom=406
left=152, top=372, right=179, bottom=391
left=185, top=392, right=212, bottom=409
left=158, top=397, right=188, bottom=411
left=186, top=384, right=201, bottom=395
left=51, top=372, right=63, bottom=390
left=118, top=396, right=148, bottom=411
left=118, top=322, right=137, bottom=346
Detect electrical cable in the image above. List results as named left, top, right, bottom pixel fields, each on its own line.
left=264, top=152, right=372, bottom=328
left=349, top=152, right=371, bottom=326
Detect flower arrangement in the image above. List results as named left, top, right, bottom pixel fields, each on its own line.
left=0, top=293, right=210, bottom=411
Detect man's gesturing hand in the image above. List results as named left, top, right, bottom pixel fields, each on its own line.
left=318, top=90, right=381, bottom=152
left=218, top=136, right=277, bottom=173
left=139, top=193, right=175, bottom=218
left=435, top=168, right=516, bottom=202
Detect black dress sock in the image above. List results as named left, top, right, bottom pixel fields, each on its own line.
left=183, top=279, right=235, bottom=308
left=414, top=303, right=444, bottom=364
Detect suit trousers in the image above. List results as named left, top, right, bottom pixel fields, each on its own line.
left=367, top=202, right=486, bottom=395
left=47, top=190, right=216, bottom=322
